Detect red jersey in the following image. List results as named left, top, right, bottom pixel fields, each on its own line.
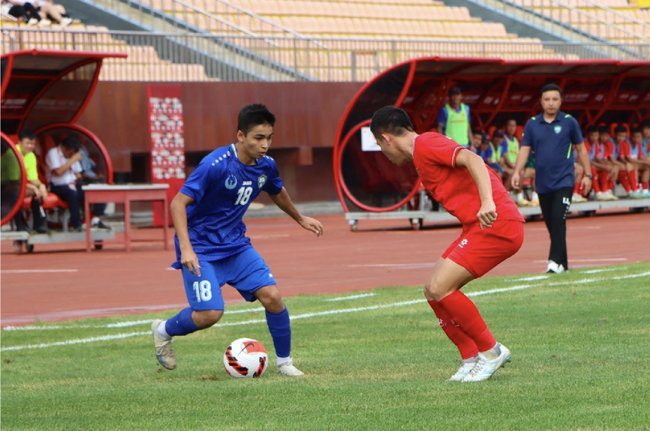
left=602, top=139, right=615, bottom=159
left=619, top=140, right=641, bottom=160
left=413, top=132, right=524, bottom=226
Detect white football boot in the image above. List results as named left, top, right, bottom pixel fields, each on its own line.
left=461, top=343, right=511, bottom=382
left=151, top=320, right=176, bottom=370
left=448, top=357, right=478, bottom=382
left=277, top=358, right=304, bottom=376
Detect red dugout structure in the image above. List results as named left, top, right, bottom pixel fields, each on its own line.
left=1, top=50, right=126, bottom=227
left=334, top=58, right=650, bottom=214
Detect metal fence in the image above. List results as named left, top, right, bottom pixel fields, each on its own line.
left=2, top=28, right=649, bottom=82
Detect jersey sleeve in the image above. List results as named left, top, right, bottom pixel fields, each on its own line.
left=521, top=120, right=533, bottom=147
left=417, top=134, right=464, bottom=168
left=436, top=106, right=447, bottom=126
left=570, top=118, right=584, bottom=145
left=619, top=141, right=631, bottom=157
left=45, top=148, right=61, bottom=170
left=180, top=156, right=223, bottom=202
left=262, top=157, right=283, bottom=195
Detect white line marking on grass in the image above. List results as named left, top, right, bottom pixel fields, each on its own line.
left=3, top=269, right=79, bottom=274
left=0, top=332, right=148, bottom=352
left=508, top=276, right=550, bottom=282
left=582, top=267, right=627, bottom=274
left=533, top=258, right=628, bottom=263
left=3, top=271, right=649, bottom=352
left=325, top=293, right=376, bottom=302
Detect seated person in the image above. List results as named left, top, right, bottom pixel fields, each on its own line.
left=634, top=125, right=650, bottom=196
left=470, top=128, right=483, bottom=153
left=584, top=126, right=612, bottom=201
left=475, top=133, right=504, bottom=178
left=613, top=125, right=639, bottom=198
left=598, top=125, right=620, bottom=200
left=619, top=126, right=647, bottom=198
left=15, top=131, right=50, bottom=233
left=46, top=137, right=110, bottom=231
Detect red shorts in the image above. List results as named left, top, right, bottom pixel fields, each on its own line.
left=442, top=219, right=524, bottom=278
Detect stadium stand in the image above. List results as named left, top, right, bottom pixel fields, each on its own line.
left=0, top=18, right=218, bottom=81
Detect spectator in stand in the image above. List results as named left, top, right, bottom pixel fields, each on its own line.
left=46, top=137, right=109, bottom=232
left=5, top=0, right=46, bottom=25
left=437, top=86, right=472, bottom=149
left=613, top=125, right=639, bottom=198
left=35, top=0, right=72, bottom=26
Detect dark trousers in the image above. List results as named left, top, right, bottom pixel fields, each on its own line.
left=49, top=183, right=106, bottom=228
left=538, top=187, right=573, bottom=269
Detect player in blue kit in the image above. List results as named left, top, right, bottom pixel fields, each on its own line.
left=151, top=104, right=323, bottom=376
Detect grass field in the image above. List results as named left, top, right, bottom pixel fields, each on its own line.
left=2, top=263, right=650, bottom=431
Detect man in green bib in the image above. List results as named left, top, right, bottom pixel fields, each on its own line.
left=437, top=86, right=472, bottom=148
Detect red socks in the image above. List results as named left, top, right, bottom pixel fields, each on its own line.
left=628, top=170, right=639, bottom=192
left=436, top=290, right=496, bottom=352
left=428, top=299, right=478, bottom=359
left=618, top=170, right=631, bottom=193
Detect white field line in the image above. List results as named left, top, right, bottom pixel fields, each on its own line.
left=2, top=271, right=649, bottom=352
left=533, top=258, right=628, bottom=263
left=508, top=275, right=550, bottom=282
left=582, top=267, right=628, bottom=274
left=2, top=269, right=79, bottom=274
left=325, top=293, right=376, bottom=302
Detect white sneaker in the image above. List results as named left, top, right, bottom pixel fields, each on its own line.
left=461, top=343, right=511, bottom=382
left=448, top=357, right=478, bottom=382
left=37, top=19, right=51, bottom=27
left=547, top=261, right=565, bottom=274
left=572, top=193, right=586, bottom=203
left=60, top=17, right=73, bottom=26
left=151, top=320, right=176, bottom=370
left=28, top=18, right=39, bottom=25
left=277, top=358, right=304, bottom=376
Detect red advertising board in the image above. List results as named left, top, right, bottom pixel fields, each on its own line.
left=148, top=85, right=186, bottom=227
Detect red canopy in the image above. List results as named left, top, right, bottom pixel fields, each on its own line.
left=334, top=57, right=650, bottom=213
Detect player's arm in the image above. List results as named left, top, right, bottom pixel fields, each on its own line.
left=455, top=149, right=497, bottom=229
left=574, top=142, right=592, bottom=195
left=269, top=187, right=323, bottom=237
left=170, top=191, right=201, bottom=276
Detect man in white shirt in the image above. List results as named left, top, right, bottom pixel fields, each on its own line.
left=46, top=137, right=108, bottom=231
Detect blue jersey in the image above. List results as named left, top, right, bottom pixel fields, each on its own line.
left=521, top=111, right=583, bottom=193
left=174, top=143, right=283, bottom=265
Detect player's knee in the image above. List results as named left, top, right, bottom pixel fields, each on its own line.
left=194, top=309, right=223, bottom=328
left=424, top=277, right=453, bottom=302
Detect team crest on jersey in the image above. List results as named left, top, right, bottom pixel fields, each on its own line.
left=258, top=175, right=267, bottom=189
left=554, top=125, right=562, bottom=134
left=225, top=174, right=238, bottom=190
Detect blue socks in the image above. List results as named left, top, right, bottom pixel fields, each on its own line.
left=165, top=307, right=200, bottom=337
left=266, top=308, right=292, bottom=358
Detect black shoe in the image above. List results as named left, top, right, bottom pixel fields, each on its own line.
left=92, top=220, right=112, bottom=230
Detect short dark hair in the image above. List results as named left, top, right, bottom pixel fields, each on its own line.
left=586, top=125, right=599, bottom=134
left=370, top=106, right=415, bottom=140
left=614, top=125, right=627, bottom=135
left=237, top=104, right=275, bottom=135
left=541, top=83, right=563, bottom=97
left=598, top=125, right=610, bottom=134
left=18, top=130, right=36, bottom=141
left=471, top=128, right=483, bottom=135
left=631, top=127, right=642, bottom=135
left=642, top=120, right=650, bottom=129
left=62, top=136, right=81, bottom=151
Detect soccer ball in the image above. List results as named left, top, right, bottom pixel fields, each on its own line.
left=223, top=338, right=269, bottom=378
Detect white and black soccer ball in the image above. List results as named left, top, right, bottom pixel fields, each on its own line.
left=223, top=338, right=269, bottom=378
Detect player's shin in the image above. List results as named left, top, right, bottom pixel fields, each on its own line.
left=266, top=308, right=292, bottom=365
left=164, top=307, right=201, bottom=337
left=438, top=291, right=497, bottom=354
left=427, top=299, right=478, bottom=359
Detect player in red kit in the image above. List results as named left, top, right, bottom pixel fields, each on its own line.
left=370, top=106, right=524, bottom=382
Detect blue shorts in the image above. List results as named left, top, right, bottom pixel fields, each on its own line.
left=181, top=248, right=276, bottom=311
